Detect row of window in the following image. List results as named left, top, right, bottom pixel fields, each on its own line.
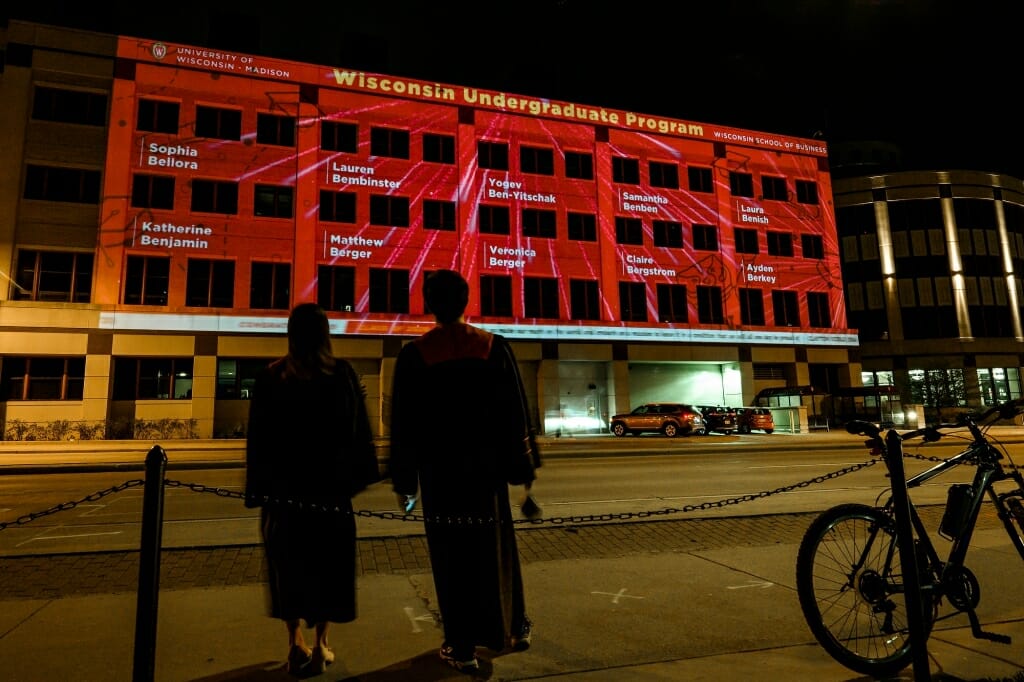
left=13, top=248, right=834, bottom=324
left=30, top=85, right=823, bottom=202
left=0, top=356, right=193, bottom=401
left=133, top=98, right=821, bottom=200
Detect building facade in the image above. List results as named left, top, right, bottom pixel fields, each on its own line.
left=0, top=21, right=862, bottom=442
left=833, top=170, right=1024, bottom=423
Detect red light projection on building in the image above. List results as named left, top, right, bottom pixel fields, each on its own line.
left=95, top=37, right=853, bottom=346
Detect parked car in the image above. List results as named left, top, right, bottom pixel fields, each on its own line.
left=609, top=403, right=704, bottom=438
left=734, top=406, right=775, bottom=434
left=696, top=405, right=737, bottom=435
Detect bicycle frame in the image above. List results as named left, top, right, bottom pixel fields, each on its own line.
left=889, top=426, right=1024, bottom=570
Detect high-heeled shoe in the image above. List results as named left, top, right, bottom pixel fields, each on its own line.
left=309, top=646, right=335, bottom=674
left=286, top=645, right=312, bottom=675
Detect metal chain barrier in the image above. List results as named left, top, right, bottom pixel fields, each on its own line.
left=0, top=457, right=886, bottom=532
left=0, top=479, right=145, bottom=531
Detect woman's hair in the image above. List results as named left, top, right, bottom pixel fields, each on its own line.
left=424, top=269, right=469, bottom=324
left=284, top=303, right=336, bottom=377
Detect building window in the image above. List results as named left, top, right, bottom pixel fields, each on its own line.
left=807, top=291, right=831, bottom=328
left=423, top=133, right=455, bottom=164
left=908, top=368, right=967, bottom=411
left=256, top=113, right=296, bottom=147
left=191, top=179, right=239, bottom=214
left=369, top=195, right=410, bottom=227
left=24, top=165, right=101, bottom=204
left=480, top=274, right=513, bottom=316
left=479, top=204, right=511, bottom=235
left=656, top=283, right=687, bottom=322
left=567, top=212, right=597, bottom=241
left=186, top=258, right=235, bottom=308
left=615, top=217, right=643, bottom=245
left=734, top=227, right=759, bottom=254
left=688, top=166, right=713, bottom=193
left=524, top=277, right=559, bottom=318
left=215, top=358, right=268, bottom=399
left=478, top=141, right=509, bottom=170
left=692, top=223, right=718, bottom=251
left=249, top=261, right=290, bottom=310
left=254, top=184, right=294, bottom=218
left=739, top=288, right=765, bottom=325
left=570, top=279, right=600, bottom=320
left=131, top=174, right=175, bottom=209
left=32, top=86, right=107, bottom=126
left=612, top=156, right=640, bottom=184
left=423, top=199, right=456, bottom=230
left=319, top=190, right=356, bottom=223
left=772, top=290, right=800, bottom=327
left=520, top=146, right=555, bottom=175
left=136, top=99, right=180, bottom=134
left=796, top=180, right=819, bottom=205
left=767, top=231, right=794, bottom=256
left=522, top=208, right=556, bottom=238
left=14, top=250, right=93, bottom=302
left=2, top=357, right=86, bottom=401
left=697, top=285, right=724, bottom=324
left=318, top=264, right=355, bottom=312
left=369, top=268, right=409, bottom=313
left=321, top=121, right=357, bottom=152
left=976, top=367, right=1022, bottom=406
left=565, top=151, right=594, bottom=180
left=729, top=171, right=754, bottom=197
left=801, top=234, right=824, bottom=259
left=113, top=357, right=194, bottom=400
left=653, top=220, right=684, bottom=248
left=761, top=175, right=788, bottom=201
left=124, top=255, right=170, bottom=305
left=649, top=161, right=679, bottom=189
left=195, top=105, right=242, bottom=140
left=619, top=281, right=647, bottom=321
left=370, top=127, right=410, bottom=159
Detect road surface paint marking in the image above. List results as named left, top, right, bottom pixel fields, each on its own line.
left=17, top=530, right=122, bottom=547
left=77, top=504, right=107, bottom=517
left=726, top=580, right=773, bottom=590
left=591, top=588, right=644, bottom=604
left=403, top=607, right=435, bottom=632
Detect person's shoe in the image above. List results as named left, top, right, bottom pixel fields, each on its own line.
left=286, top=645, right=312, bottom=675
left=511, top=617, right=533, bottom=651
left=439, top=644, right=479, bottom=673
left=309, top=646, right=335, bottom=674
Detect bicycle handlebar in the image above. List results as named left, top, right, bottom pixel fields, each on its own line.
left=845, top=396, right=1024, bottom=445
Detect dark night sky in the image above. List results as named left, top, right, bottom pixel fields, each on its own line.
left=6, top=1, right=1022, bottom=176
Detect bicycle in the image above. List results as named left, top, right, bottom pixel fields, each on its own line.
left=795, top=397, right=1024, bottom=677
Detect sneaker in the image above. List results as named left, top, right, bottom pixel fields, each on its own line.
left=439, top=644, right=479, bottom=673
left=511, top=617, right=533, bottom=651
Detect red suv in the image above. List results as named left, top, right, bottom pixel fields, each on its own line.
left=609, top=403, right=704, bottom=438
left=735, top=407, right=775, bottom=434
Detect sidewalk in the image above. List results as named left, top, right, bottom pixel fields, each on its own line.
left=2, top=514, right=1024, bottom=680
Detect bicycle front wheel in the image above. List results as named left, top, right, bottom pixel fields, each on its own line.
left=796, top=503, right=927, bottom=678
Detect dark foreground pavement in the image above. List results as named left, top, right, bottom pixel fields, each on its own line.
left=2, top=508, right=1024, bottom=681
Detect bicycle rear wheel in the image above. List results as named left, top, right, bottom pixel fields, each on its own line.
left=796, top=503, right=933, bottom=678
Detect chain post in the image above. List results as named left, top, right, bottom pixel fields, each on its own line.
left=133, top=445, right=167, bottom=682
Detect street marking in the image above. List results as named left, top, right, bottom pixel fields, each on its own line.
left=591, top=588, right=644, bottom=604
left=17, top=530, right=123, bottom=547
left=726, top=580, right=773, bottom=590
left=403, top=606, right=435, bottom=633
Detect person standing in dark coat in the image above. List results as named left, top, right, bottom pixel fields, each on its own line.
left=245, top=303, right=379, bottom=676
left=389, top=269, right=540, bottom=673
